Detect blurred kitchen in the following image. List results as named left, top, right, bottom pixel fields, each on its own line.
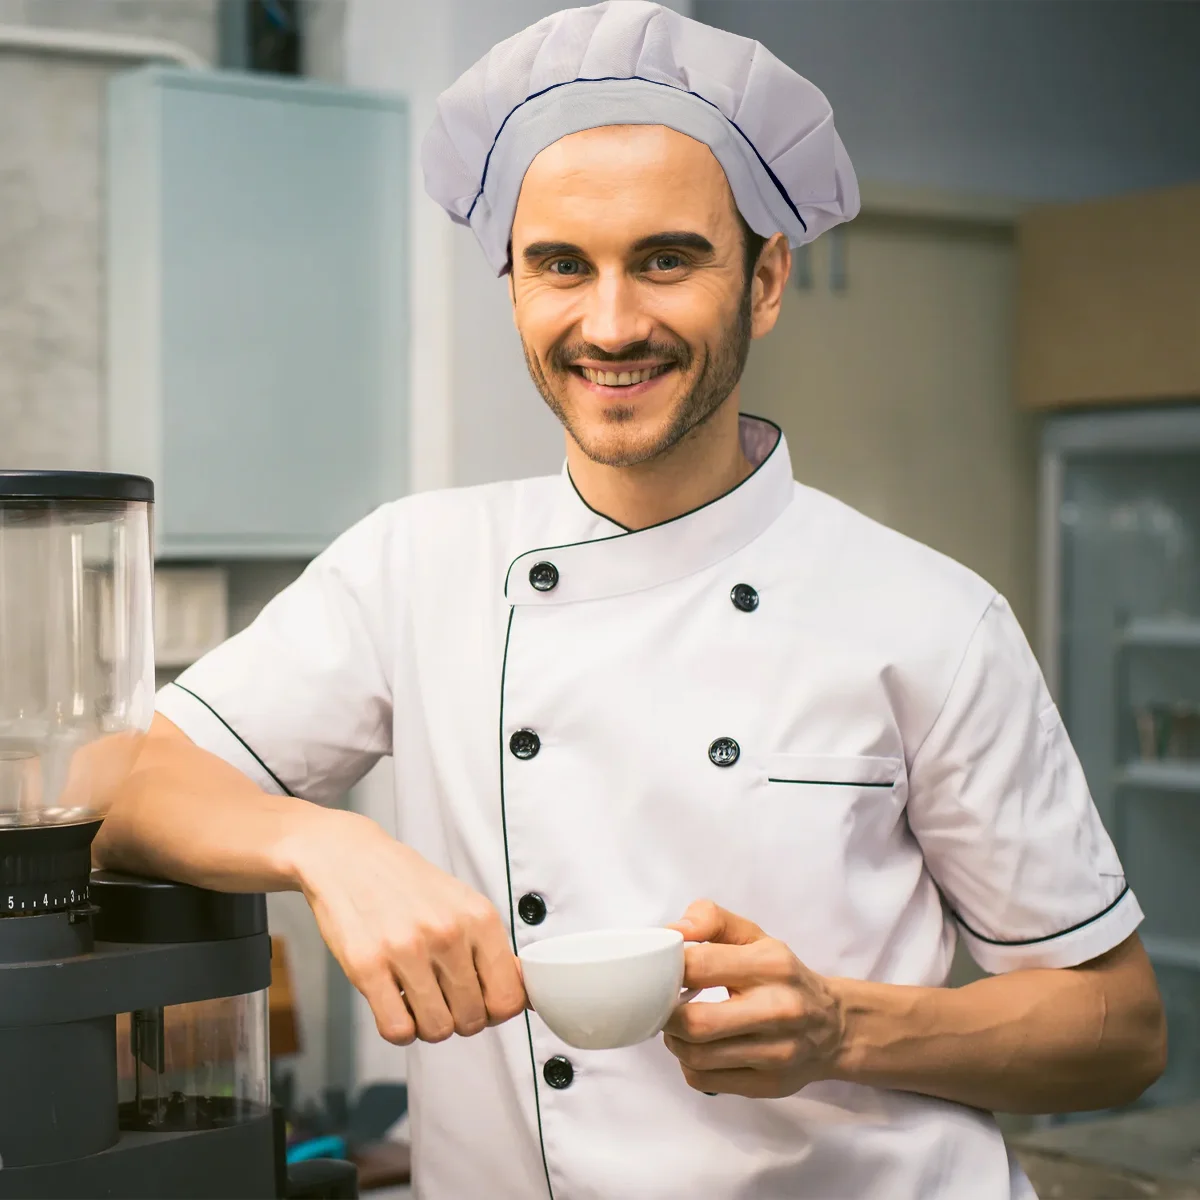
left=2, top=0, right=1199, bottom=1194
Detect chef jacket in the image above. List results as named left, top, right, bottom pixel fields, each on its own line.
left=158, top=415, right=1142, bottom=1200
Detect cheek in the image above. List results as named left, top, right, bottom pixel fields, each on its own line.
left=516, top=289, right=582, bottom=359
left=640, top=282, right=734, bottom=352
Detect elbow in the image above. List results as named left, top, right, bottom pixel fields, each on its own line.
left=1110, top=993, right=1169, bottom=1108
left=1140, top=999, right=1169, bottom=1094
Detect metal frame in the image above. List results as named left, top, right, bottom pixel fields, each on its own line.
left=1038, top=406, right=1200, bottom=698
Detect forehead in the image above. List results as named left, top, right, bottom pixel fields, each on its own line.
left=512, top=124, right=737, bottom=246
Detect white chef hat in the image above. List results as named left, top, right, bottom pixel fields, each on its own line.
left=422, top=0, right=860, bottom=276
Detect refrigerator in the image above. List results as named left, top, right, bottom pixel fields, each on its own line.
left=1040, top=405, right=1200, bottom=1116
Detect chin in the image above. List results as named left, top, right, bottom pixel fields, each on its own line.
left=567, top=408, right=677, bottom=468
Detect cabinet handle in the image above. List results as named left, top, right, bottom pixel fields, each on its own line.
left=829, top=228, right=848, bottom=292
left=792, top=243, right=812, bottom=290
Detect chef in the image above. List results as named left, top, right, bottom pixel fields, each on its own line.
left=96, top=3, right=1166, bottom=1198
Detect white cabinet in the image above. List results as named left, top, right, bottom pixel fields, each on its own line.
left=106, top=68, right=409, bottom=558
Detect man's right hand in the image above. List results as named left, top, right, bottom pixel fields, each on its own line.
left=287, top=809, right=527, bottom=1046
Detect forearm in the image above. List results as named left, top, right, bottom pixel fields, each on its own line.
left=92, top=716, right=357, bottom=894
left=829, top=938, right=1165, bottom=1113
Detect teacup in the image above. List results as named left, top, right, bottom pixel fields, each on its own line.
left=519, top=927, right=697, bottom=1050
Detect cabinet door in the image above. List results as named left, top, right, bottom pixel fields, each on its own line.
left=107, top=69, right=408, bottom=558
left=739, top=208, right=1032, bottom=625
left=1016, top=183, right=1200, bottom=410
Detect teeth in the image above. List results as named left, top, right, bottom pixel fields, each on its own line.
left=580, top=365, right=669, bottom=386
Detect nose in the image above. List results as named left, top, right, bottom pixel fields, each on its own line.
left=578, top=268, right=652, bottom=354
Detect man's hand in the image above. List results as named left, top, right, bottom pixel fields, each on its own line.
left=287, top=810, right=527, bottom=1047
left=662, top=900, right=844, bottom=1098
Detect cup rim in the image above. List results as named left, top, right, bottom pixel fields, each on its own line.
left=518, top=926, right=683, bottom=967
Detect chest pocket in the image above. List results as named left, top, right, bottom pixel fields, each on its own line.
left=765, top=753, right=902, bottom=789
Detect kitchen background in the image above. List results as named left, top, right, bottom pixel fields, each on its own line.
left=2, top=0, right=1199, bottom=1193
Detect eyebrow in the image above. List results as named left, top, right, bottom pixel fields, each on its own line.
left=521, top=230, right=716, bottom=264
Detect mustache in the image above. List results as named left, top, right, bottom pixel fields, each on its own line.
left=548, top=338, right=692, bottom=373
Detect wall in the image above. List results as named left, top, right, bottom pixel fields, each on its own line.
left=696, top=0, right=1200, bottom=203
left=0, top=0, right=218, bottom=469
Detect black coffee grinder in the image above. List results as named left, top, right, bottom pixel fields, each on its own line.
left=0, top=472, right=354, bottom=1199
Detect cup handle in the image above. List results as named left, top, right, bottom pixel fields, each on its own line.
left=679, top=987, right=701, bottom=1004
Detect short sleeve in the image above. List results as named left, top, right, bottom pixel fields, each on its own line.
left=907, top=595, right=1143, bottom=973
left=155, top=505, right=397, bottom=805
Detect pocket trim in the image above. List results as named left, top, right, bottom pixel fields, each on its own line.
left=765, top=753, right=902, bottom=788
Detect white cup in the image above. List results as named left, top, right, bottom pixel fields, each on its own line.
left=519, top=927, right=697, bottom=1050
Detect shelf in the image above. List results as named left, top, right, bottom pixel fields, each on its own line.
left=1142, top=934, right=1200, bottom=971
left=1119, top=618, right=1200, bottom=650
left=1116, top=761, right=1200, bottom=792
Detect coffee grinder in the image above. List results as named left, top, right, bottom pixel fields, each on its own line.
left=0, top=471, right=354, bottom=1198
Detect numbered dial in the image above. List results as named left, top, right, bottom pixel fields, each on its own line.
left=0, top=821, right=101, bottom=919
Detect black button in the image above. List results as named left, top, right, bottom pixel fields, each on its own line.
left=730, top=583, right=759, bottom=612
left=518, top=893, right=547, bottom=925
left=529, top=561, right=559, bottom=592
left=509, top=729, right=541, bottom=760
left=708, top=737, right=740, bottom=768
left=543, top=1056, right=574, bottom=1090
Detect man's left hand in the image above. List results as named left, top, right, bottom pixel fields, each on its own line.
left=662, top=900, right=845, bottom=1099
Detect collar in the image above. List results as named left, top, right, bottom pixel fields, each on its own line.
left=505, top=415, right=794, bottom=605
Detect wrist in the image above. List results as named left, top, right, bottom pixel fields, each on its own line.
left=824, top=976, right=927, bottom=1084
left=273, top=804, right=378, bottom=894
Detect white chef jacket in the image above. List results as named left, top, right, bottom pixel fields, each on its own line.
left=158, top=415, right=1142, bottom=1200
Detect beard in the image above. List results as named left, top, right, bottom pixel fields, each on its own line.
left=521, top=290, right=753, bottom=469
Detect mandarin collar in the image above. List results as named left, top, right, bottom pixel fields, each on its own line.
left=505, top=416, right=793, bottom=605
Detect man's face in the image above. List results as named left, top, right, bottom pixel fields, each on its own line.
left=510, top=125, right=763, bottom=469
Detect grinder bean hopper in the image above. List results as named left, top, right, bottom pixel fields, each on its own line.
left=0, top=471, right=354, bottom=1199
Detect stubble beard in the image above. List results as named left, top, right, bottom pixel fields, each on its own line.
left=521, top=290, right=753, bottom=469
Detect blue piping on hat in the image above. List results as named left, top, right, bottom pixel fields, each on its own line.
left=465, top=74, right=808, bottom=234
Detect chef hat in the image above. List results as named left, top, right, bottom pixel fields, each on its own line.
left=422, top=0, right=860, bottom=276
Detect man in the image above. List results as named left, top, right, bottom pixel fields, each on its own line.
left=96, top=3, right=1165, bottom=1198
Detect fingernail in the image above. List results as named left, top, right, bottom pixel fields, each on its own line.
left=676, top=918, right=695, bottom=931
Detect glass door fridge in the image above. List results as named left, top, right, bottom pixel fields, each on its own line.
left=1040, top=405, right=1200, bottom=1115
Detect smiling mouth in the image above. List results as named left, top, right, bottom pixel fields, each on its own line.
left=573, top=364, right=674, bottom=388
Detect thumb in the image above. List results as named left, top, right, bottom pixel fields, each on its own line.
left=670, top=900, right=766, bottom=945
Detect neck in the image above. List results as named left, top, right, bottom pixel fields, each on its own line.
left=566, top=397, right=753, bottom=531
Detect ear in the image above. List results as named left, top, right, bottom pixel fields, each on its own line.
left=750, top=234, right=791, bottom=341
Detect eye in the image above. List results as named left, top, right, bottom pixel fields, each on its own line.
left=548, top=258, right=586, bottom=277
left=648, top=252, right=685, bottom=273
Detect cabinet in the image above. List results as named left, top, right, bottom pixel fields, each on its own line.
left=106, top=68, right=409, bottom=558
left=1041, top=407, right=1200, bottom=1113
left=1017, top=183, right=1200, bottom=410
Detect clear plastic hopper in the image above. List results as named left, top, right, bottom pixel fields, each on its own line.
left=0, top=473, right=155, bottom=830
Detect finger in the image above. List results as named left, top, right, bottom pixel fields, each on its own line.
left=663, top=983, right=800, bottom=1043
left=390, top=948, right=456, bottom=1042
left=664, top=1031, right=803, bottom=1073
left=672, top=900, right=767, bottom=946
left=472, top=915, right=528, bottom=1025
left=679, top=1065, right=790, bottom=1100
left=430, top=937, right=489, bottom=1037
left=681, top=938, right=796, bottom=994
left=359, top=965, right=417, bottom=1046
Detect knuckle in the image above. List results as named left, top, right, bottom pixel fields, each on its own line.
left=766, top=1041, right=799, bottom=1067
left=760, top=939, right=793, bottom=972
left=385, top=932, right=426, bottom=961
left=377, top=1017, right=415, bottom=1046
left=419, top=1020, right=455, bottom=1044
left=421, top=920, right=462, bottom=953
left=774, top=990, right=806, bottom=1025
left=345, top=949, right=386, bottom=986
left=466, top=899, right=501, bottom=930
left=488, top=990, right=526, bottom=1023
